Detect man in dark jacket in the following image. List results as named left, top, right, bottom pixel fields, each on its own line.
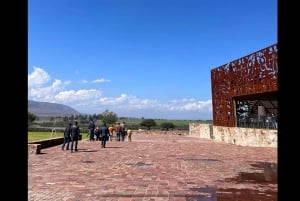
left=70, top=121, right=80, bottom=152
left=100, top=123, right=109, bottom=148
left=88, top=120, right=95, bottom=141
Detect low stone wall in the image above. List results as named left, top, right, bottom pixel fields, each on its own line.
left=189, top=123, right=277, bottom=148
left=28, top=134, right=82, bottom=154
left=28, top=137, right=64, bottom=149
left=189, top=124, right=213, bottom=139
left=28, top=144, right=41, bottom=154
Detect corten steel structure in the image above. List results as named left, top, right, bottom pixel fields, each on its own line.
left=211, top=44, right=278, bottom=127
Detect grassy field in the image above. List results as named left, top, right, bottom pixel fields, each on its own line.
left=28, top=131, right=89, bottom=142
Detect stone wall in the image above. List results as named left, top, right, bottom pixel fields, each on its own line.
left=189, top=123, right=277, bottom=148
left=29, top=137, right=64, bottom=149
left=28, top=134, right=82, bottom=154
left=134, top=130, right=189, bottom=136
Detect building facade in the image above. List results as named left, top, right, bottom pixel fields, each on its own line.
left=211, top=44, right=278, bottom=128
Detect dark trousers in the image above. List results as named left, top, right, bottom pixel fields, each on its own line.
left=62, top=136, right=70, bottom=149
left=89, top=130, right=95, bottom=141
left=121, top=133, right=125, bottom=141
left=71, top=135, right=78, bottom=151
left=101, top=135, right=107, bottom=147
left=116, top=132, right=121, bottom=141
left=95, top=134, right=101, bottom=141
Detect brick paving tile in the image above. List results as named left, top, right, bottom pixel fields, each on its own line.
left=28, top=133, right=277, bottom=201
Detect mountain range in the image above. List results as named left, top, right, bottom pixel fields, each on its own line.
left=28, top=100, right=81, bottom=117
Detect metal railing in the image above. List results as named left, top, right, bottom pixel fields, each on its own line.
left=237, top=115, right=277, bottom=129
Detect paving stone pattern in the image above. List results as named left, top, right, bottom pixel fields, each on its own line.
left=28, top=133, right=277, bottom=201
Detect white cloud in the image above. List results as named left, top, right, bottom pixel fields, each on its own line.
left=92, top=78, right=110, bottom=83
left=81, top=78, right=110, bottom=84
left=28, top=66, right=50, bottom=88
left=167, top=100, right=212, bottom=112
left=28, top=67, right=212, bottom=120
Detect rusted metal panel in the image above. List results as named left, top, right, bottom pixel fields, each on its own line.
left=211, top=44, right=278, bottom=127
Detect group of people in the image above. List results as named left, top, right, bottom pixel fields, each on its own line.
left=88, top=121, right=130, bottom=142
left=62, top=121, right=133, bottom=152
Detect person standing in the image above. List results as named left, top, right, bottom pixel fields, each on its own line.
left=62, top=123, right=72, bottom=150
left=100, top=123, right=109, bottom=148
left=94, top=126, right=101, bottom=141
left=70, top=121, right=80, bottom=152
left=88, top=120, right=95, bottom=141
left=115, top=122, right=122, bottom=141
left=127, top=129, right=132, bottom=142
left=121, top=127, right=126, bottom=141
left=108, top=125, right=114, bottom=141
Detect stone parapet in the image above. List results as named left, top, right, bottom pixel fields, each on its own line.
left=28, top=144, right=41, bottom=154
left=189, top=123, right=277, bottom=148
left=134, top=130, right=188, bottom=135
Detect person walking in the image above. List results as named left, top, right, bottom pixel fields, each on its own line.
left=100, top=123, right=109, bottom=148
left=62, top=123, right=72, bottom=150
left=70, top=121, right=80, bottom=152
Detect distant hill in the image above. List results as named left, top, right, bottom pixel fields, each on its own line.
left=28, top=100, right=81, bottom=117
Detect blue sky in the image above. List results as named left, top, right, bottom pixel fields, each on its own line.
left=28, top=0, right=277, bottom=120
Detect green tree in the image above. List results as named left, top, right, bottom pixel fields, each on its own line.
left=28, top=112, right=37, bottom=124
left=92, top=113, right=97, bottom=120
left=160, top=122, right=175, bottom=131
left=63, top=116, right=69, bottom=122
left=140, top=119, right=156, bottom=130
left=101, top=109, right=118, bottom=125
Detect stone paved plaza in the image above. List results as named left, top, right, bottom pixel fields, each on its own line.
left=28, top=133, right=277, bottom=201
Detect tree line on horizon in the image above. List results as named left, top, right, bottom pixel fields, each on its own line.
left=28, top=109, right=212, bottom=132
